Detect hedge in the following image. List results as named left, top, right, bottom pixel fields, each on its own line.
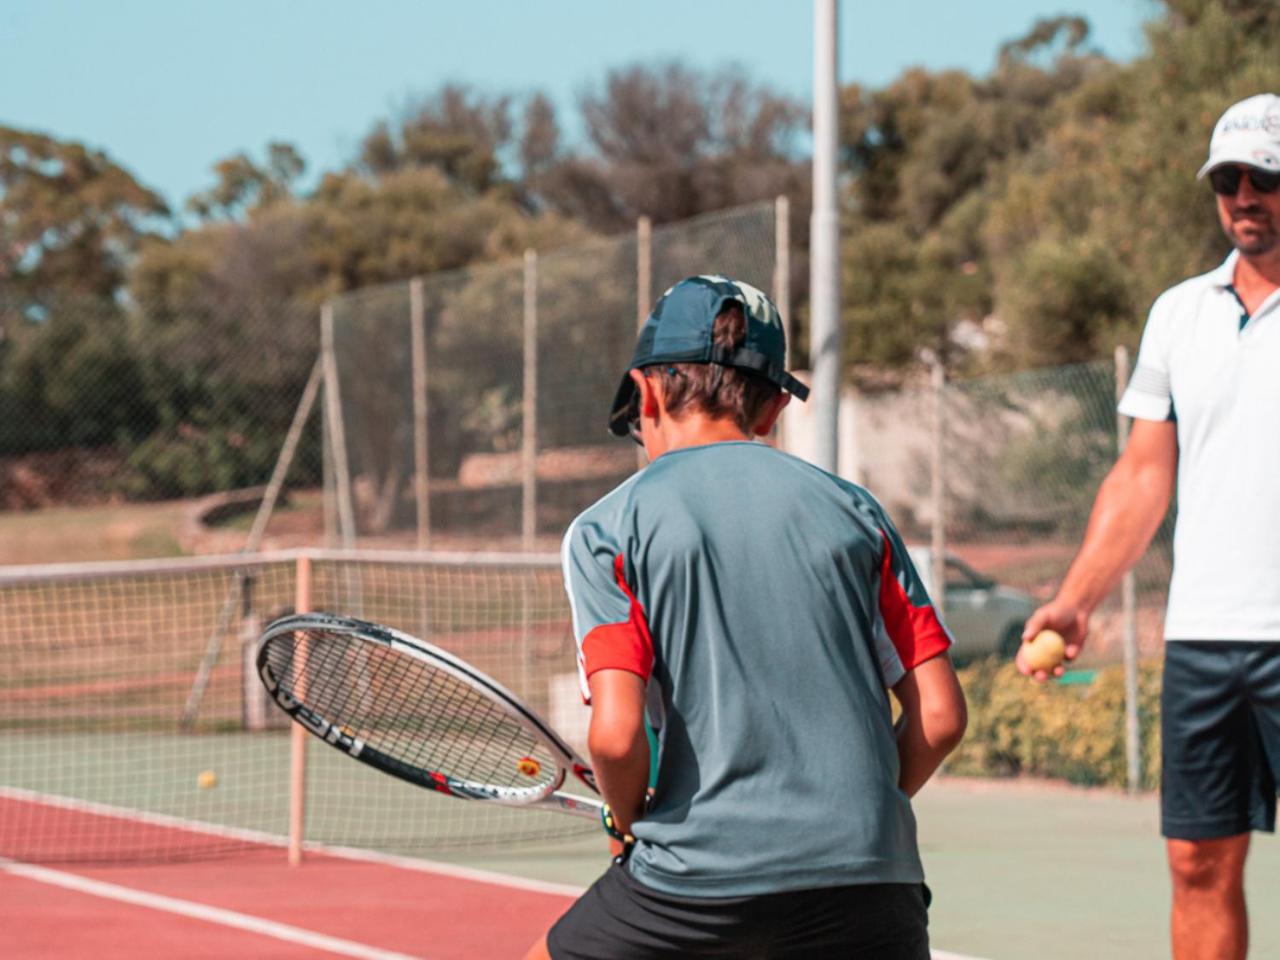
left=944, top=658, right=1163, bottom=790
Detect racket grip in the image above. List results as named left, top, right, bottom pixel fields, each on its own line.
left=600, top=803, right=634, bottom=845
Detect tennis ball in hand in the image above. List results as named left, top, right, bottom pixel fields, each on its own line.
left=197, top=770, right=218, bottom=789
left=1021, top=630, right=1067, bottom=673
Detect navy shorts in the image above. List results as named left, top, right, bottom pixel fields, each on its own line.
left=1161, top=641, right=1280, bottom=840
left=547, top=857, right=930, bottom=960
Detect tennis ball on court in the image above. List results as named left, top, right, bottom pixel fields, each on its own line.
left=1021, top=630, right=1066, bottom=673
left=516, top=757, right=542, bottom=778
left=197, top=770, right=218, bottom=789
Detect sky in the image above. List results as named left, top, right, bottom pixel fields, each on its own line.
left=0, top=0, right=1159, bottom=211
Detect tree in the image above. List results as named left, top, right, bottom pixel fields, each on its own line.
left=0, top=127, right=168, bottom=305
left=983, top=1, right=1280, bottom=366
left=357, top=85, right=513, bottom=195
left=535, top=63, right=808, bottom=231
left=836, top=17, right=1115, bottom=381
left=186, top=142, right=305, bottom=221
left=0, top=298, right=152, bottom=456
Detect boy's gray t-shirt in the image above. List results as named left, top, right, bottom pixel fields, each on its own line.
left=561, top=442, right=952, bottom=897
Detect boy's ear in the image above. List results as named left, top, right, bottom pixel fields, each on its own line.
left=752, top=391, right=791, bottom=436
left=629, top=368, right=661, bottom=418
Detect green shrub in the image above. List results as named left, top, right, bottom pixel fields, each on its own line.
left=945, top=657, right=1162, bottom=790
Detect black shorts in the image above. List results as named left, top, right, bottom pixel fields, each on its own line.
left=1161, top=641, right=1280, bottom=840
left=547, top=858, right=930, bottom=960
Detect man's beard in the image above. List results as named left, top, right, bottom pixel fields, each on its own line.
left=1224, top=210, right=1279, bottom=256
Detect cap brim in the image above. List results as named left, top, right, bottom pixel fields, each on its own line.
left=1197, top=151, right=1278, bottom=179
left=1197, top=158, right=1221, bottom=179
left=607, top=372, right=637, bottom=438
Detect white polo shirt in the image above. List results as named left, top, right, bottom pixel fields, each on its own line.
left=1119, top=251, right=1280, bottom=641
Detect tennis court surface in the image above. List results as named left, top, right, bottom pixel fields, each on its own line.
left=5, top=777, right=1279, bottom=959
left=3, top=551, right=1278, bottom=958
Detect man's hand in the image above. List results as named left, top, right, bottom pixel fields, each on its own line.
left=1017, top=599, right=1089, bottom=682
left=1014, top=418, right=1176, bottom=684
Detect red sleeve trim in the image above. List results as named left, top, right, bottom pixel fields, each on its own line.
left=878, top=533, right=951, bottom=671
left=580, top=553, right=655, bottom=685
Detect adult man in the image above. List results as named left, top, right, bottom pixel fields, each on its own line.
left=526, top=275, right=967, bottom=959
left=1021, top=94, right=1280, bottom=959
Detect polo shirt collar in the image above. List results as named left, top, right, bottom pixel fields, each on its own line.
left=1208, top=250, right=1239, bottom=290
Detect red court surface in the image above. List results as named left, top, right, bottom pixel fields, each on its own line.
left=0, top=847, right=579, bottom=959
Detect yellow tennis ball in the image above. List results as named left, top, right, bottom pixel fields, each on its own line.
left=516, top=757, right=541, bottom=778
left=197, top=770, right=218, bottom=789
left=1022, top=630, right=1067, bottom=673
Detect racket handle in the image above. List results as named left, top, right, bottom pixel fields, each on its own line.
left=540, top=791, right=603, bottom=820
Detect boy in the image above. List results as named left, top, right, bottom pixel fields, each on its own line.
left=528, top=275, right=966, bottom=959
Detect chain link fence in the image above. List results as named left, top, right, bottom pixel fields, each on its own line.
left=0, top=196, right=1175, bottom=659
left=840, top=356, right=1173, bottom=667
left=323, top=200, right=784, bottom=552
left=0, top=292, right=322, bottom=564
left=0, top=202, right=785, bottom=565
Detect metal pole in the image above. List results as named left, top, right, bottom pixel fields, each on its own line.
left=636, top=216, right=652, bottom=329
left=410, top=278, right=431, bottom=549
left=930, top=361, right=947, bottom=621
left=1117, top=345, right=1142, bottom=793
left=245, top=355, right=324, bottom=552
left=522, top=250, right=539, bottom=549
left=322, top=302, right=362, bottom=615
left=180, top=354, right=323, bottom=729
left=636, top=216, right=652, bottom=471
left=322, top=397, right=336, bottom=548
left=321, top=302, right=357, bottom=550
left=809, top=0, right=841, bottom=474
left=774, top=195, right=792, bottom=448
left=774, top=196, right=792, bottom=367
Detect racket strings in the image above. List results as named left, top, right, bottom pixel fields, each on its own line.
left=266, top=629, right=560, bottom=793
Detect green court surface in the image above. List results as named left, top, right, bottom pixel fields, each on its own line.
left=6, top=733, right=1279, bottom=959
left=440, top=777, right=1280, bottom=960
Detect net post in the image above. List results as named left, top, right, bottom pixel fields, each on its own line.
left=288, top=553, right=313, bottom=866
left=522, top=251, right=538, bottom=550
left=410, top=277, right=432, bottom=550
left=930, top=360, right=947, bottom=621
left=1116, top=345, right=1141, bottom=793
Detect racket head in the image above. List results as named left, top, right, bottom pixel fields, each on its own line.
left=255, top=612, right=595, bottom=806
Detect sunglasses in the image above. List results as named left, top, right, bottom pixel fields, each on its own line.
left=625, top=393, right=644, bottom=447
left=1208, top=165, right=1280, bottom=196
left=624, top=367, right=682, bottom=448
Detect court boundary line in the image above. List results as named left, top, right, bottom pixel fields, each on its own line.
left=0, top=787, right=991, bottom=960
left=0, top=786, right=587, bottom=896
left=0, top=857, right=423, bottom=960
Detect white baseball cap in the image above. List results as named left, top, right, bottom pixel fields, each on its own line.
left=1197, top=93, right=1280, bottom=178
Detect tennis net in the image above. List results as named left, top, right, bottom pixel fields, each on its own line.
left=0, top=549, right=594, bottom=864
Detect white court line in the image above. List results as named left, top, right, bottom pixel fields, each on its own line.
left=0, top=786, right=584, bottom=897
left=0, top=857, right=423, bottom=960
left=0, top=787, right=991, bottom=959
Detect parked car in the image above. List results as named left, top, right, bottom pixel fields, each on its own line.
left=906, top=546, right=1036, bottom=662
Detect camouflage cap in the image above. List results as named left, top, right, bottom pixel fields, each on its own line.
left=607, top=275, right=809, bottom=438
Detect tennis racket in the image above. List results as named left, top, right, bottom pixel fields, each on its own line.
left=255, top=612, right=602, bottom=821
